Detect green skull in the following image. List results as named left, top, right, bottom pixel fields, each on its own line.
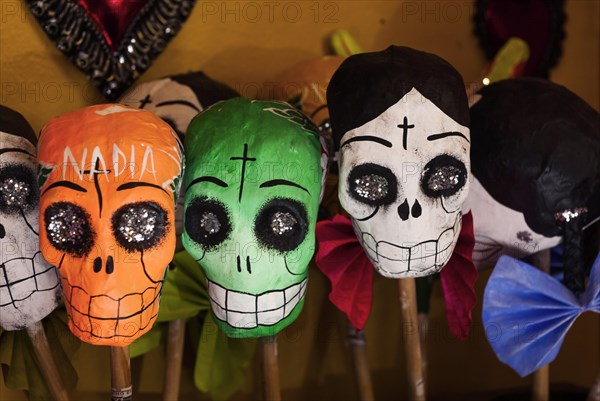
left=183, top=98, right=324, bottom=338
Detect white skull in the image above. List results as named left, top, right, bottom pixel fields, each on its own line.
left=338, top=89, right=470, bottom=278
left=465, top=173, right=562, bottom=271
left=1, top=128, right=60, bottom=330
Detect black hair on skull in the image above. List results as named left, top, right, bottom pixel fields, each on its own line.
left=470, top=78, right=600, bottom=294
left=327, top=45, right=470, bottom=149
left=0, top=105, right=37, bottom=146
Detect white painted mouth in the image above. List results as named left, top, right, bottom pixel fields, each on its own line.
left=207, top=278, right=308, bottom=329
left=357, top=213, right=462, bottom=278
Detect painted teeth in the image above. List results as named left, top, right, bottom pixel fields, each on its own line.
left=208, top=279, right=308, bottom=329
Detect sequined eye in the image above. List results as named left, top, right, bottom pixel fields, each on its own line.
left=185, top=197, right=231, bottom=249
left=255, top=199, right=308, bottom=252
left=0, top=165, right=38, bottom=215
left=112, top=202, right=168, bottom=252
left=44, top=202, right=95, bottom=257
left=421, top=155, right=467, bottom=198
left=348, top=163, right=397, bottom=206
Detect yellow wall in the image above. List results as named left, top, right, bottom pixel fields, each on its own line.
left=1, top=0, right=599, bottom=133
left=1, top=0, right=599, bottom=400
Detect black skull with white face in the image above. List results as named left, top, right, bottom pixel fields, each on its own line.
left=0, top=105, right=60, bottom=330
left=467, top=78, right=600, bottom=288
left=328, top=46, right=471, bottom=278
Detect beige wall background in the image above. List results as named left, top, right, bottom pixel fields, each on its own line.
left=1, top=0, right=599, bottom=133
left=1, top=0, right=599, bottom=399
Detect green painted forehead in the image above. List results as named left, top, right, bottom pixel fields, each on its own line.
left=185, top=98, right=320, bottom=180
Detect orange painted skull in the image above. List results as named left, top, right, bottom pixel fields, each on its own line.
left=38, top=104, right=183, bottom=346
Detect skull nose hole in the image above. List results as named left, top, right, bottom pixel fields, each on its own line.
left=0, top=224, right=5, bottom=239
left=106, top=256, right=114, bottom=274
left=93, top=257, right=102, bottom=273
left=398, top=199, right=409, bottom=221
left=236, top=255, right=253, bottom=274
left=411, top=200, right=422, bottom=218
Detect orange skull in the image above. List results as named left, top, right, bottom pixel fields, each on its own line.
left=38, top=105, right=183, bottom=346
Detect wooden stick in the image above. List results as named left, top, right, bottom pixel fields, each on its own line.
left=347, top=324, right=375, bottom=401
left=25, top=321, right=70, bottom=401
left=530, top=249, right=551, bottom=401
left=163, top=319, right=186, bottom=401
left=398, top=278, right=426, bottom=401
left=110, top=346, right=132, bottom=401
left=260, top=336, right=281, bottom=401
left=417, top=312, right=429, bottom=385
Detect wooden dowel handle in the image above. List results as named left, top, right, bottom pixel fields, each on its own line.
left=530, top=249, right=551, bottom=401
left=163, top=319, right=186, bottom=401
left=110, top=346, right=132, bottom=401
left=398, top=278, right=426, bottom=401
left=26, top=321, right=70, bottom=401
left=347, top=325, right=375, bottom=401
left=261, top=336, right=281, bottom=401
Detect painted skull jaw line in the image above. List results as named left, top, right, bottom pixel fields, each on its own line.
left=0, top=251, right=61, bottom=307
left=60, top=271, right=161, bottom=341
left=355, top=212, right=462, bottom=278
left=207, top=277, right=308, bottom=329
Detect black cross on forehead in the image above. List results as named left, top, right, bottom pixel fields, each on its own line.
left=139, top=95, right=152, bottom=109
left=230, top=144, right=256, bottom=203
left=82, top=159, right=111, bottom=217
left=397, top=116, right=415, bottom=150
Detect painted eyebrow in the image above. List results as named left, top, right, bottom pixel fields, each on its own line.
left=117, top=182, right=168, bottom=193
left=427, top=131, right=470, bottom=143
left=259, top=179, right=310, bottom=195
left=0, top=148, right=35, bottom=158
left=155, top=100, right=200, bottom=112
left=340, top=136, right=393, bottom=148
left=186, top=176, right=228, bottom=191
left=41, top=181, right=87, bottom=196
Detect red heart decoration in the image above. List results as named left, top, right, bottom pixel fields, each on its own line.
left=27, top=0, right=196, bottom=100
left=75, top=0, right=149, bottom=51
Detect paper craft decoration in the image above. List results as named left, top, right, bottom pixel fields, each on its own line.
left=183, top=98, right=325, bottom=338
left=274, top=57, right=344, bottom=147
left=120, top=71, right=239, bottom=251
left=466, top=78, right=600, bottom=293
left=473, top=0, right=566, bottom=78
left=327, top=45, right=471, bottom=278
left=483, top=254, right=600, bottom=377
left=119, top=71, right=239, bottom=141
left=26, top=0, right=197, bottom=100
left=0, top=105, right=61, bottom=331
left=37, top=104, right=184, bottom=346
left=315, top=212, right=477, bottom=338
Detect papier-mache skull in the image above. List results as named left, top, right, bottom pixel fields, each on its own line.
left=120, top=71, right=239, bottom=251
left=183, top=98, right=325, bottom=338
left=466, top=78, right=600, bottom=273
left=38, top=104, right=183, bottom=346
left=327, top=46, right=471, bottom=278
left=1, top=105, right=60, bottom=330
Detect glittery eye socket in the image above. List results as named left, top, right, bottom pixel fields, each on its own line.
left=0, top=165, right=39, bottom=215
left=255, top=198, right=308, bottom=253
left=421, top=155, right=467, bottom=198
left=185, top=197, right=231, bottom=250
left=112, top=202, right=169, bottom=252
left=347, top=163, right=398, bottom=206
left=44, top=202, right=95, bottom=258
